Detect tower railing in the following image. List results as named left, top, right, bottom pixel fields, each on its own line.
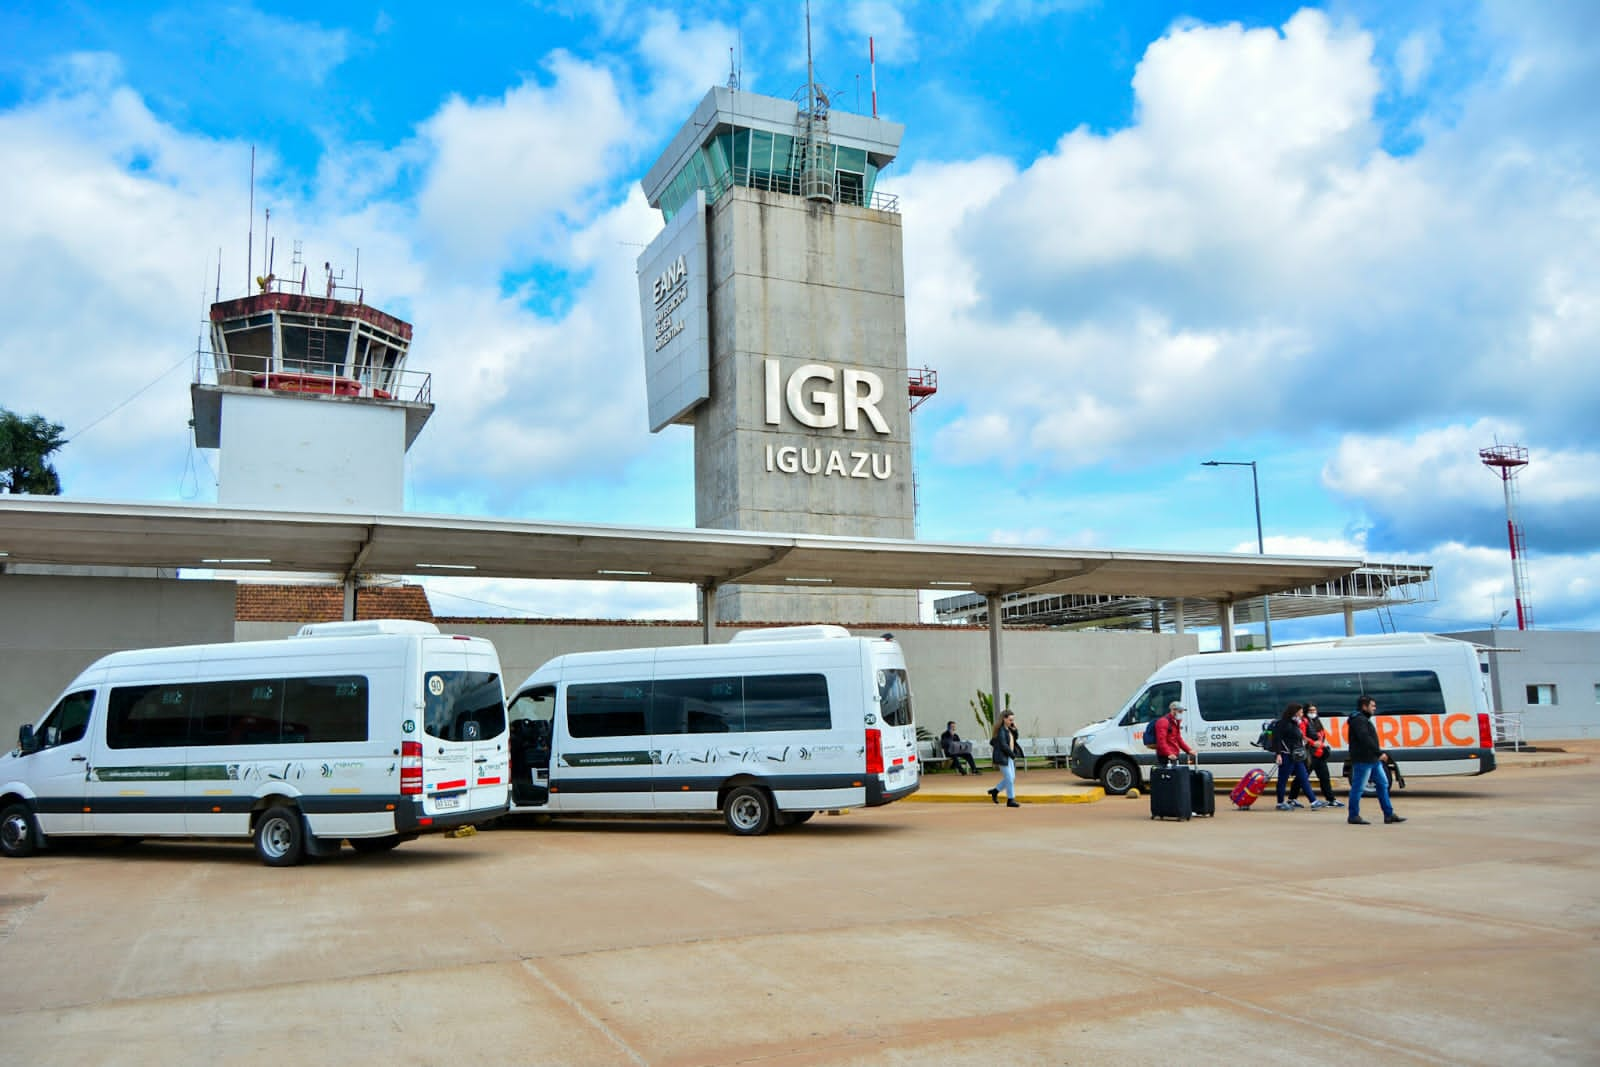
left=193, top=348, right=433, bottom=406
left=700, top=166, right=898, bottom=213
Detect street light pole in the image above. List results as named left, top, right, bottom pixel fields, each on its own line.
left=1202, top=459, right=1273, bottom=650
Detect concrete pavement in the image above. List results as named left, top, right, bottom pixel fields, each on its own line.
left=0, top=745, right=1595, bottom=1065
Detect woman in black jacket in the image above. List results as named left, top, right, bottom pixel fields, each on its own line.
left=1287, top=703, right=1342, bottom=807
left=1272, top=704, right=1325, bottom=811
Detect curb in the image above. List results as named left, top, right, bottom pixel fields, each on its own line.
left=906, top=788, right=1105, bottom=805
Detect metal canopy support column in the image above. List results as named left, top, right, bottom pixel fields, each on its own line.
left=1174, top=598, right=1186, bottom=635
left=1219, top=599, right=1235, bottom=652
left=700, top=583, right=718, bottom=645
left=987, top=593, right=1004, bottom=729
left=342, top=577, right=357, bottom=622
left=1343, top=600, right=1356, bottom=637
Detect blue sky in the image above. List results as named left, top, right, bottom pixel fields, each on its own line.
left=1, top=1, right=1596, bottom=636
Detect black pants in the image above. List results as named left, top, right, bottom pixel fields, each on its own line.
left=1288, top=752, right=1335, bottom=802
left=945, top=750, right=979, bottom=774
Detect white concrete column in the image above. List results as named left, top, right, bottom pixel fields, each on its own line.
left=987, top=593, right=1004, bottom=727
left=1343, top=601, right=1356, bottom=637
left=342, top=578, right=357, bottom=621
left=1219, top=599, right=1235, bottom=652
left=1174, top=598, right=1186, bottom=635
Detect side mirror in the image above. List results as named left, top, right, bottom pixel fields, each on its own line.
left=17, top=724, right=36, bottom=755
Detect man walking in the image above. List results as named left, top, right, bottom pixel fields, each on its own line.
left=1347, top=695, right=1405, bottom=826
left=1154, top=701, right=1195, bottom=767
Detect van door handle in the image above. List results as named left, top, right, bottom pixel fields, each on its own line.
left=71, top=755, right=87, bottom=763
left=474, top=756, right=488, bottom=763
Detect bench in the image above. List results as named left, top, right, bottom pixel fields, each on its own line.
left=919, top=739, right=956, bottom=772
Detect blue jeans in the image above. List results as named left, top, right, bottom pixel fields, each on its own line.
left=996, top=759, right=1016, bottom=801
left=1348, top=761, right=1394, bottom=820
left=1275, top=758, right=1316, bottom=804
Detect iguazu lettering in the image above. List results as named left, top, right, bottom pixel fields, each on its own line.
left=765, top=445, right=893, bottom=480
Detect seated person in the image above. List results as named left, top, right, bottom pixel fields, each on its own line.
left=939, top=720, right=980, bottom=775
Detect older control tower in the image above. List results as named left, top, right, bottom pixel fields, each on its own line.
left=191, top=251, right=433, bottom=513
left=637, top=82, right=917, bottom=623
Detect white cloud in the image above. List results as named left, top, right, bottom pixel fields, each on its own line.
left=1395, top=28, right=1436, bottom=94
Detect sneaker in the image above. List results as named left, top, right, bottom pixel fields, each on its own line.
left=1328, top=800, right=1345, bottom=808
left=1348, top=816, right=1371, bottom=825
left=1275, top=802, right=1292, bottom=811
left=1289, top=800, right=1306, bottom=809
left=1310, top=800, right=1328, bottom=809
left=1384, top=814, right=1407, bottom=824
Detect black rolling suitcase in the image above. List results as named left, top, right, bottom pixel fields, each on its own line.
left=1190, top=763, right=1216, bottom=817
left=1149, top=764, right=1192, bottom=820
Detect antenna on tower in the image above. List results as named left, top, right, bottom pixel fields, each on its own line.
left=1480, top=442, right=1533, bottom=630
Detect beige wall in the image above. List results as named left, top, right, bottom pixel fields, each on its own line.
left=241, top=619, right=1198, bottom=740
left=0, top=574, right=237, bottom=743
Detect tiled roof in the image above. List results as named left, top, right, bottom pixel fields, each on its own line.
left=235, top=584, right=435, bottom=623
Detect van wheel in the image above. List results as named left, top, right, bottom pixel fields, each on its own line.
left=350, top=835, right=403, bottom=854
left=724, top=786, right=773, bottom=836
left=1, top=803, right=39, bottom=858
left=1099, top=758, right=1138, bottom=796
left=253, top=806, right=306, bottom=867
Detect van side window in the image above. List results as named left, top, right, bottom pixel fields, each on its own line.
left=35, top=690, right=95, bottom=749
left=108, top=684, right=192, bottom=749
left=568, top=681, right=651, bottom=738
left=1119, top=682, right=1180, bottom=727
left=653, top=677, right=743, bottom=733
left=745, top=673, right=830, bottom=731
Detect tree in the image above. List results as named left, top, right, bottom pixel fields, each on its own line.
left=969, top=688, right=1012, bottom=739
left=0, top=409, right=66, bottom=494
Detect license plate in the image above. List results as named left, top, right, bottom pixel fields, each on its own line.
left=433, top=793, right=462, bottom=811
left=888, top=765, right=902, bottom=778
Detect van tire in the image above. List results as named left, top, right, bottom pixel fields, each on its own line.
left=350, top=835, right=403, bottom=854
left=1, top=803, right=39, bottom=858
left=1099, top=757, right=1139, bottom=796
left=253, top=805, right=306, bottom=866
left=723, top=786, right=774, bottom=836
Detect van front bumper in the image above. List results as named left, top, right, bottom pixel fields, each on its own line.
left=1067, top=740, right=1095, bottom=780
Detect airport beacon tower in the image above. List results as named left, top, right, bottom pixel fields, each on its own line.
left=637, top=85, right=918, bottom=623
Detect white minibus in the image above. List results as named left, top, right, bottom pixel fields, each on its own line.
left=0, top=621, right=510, bottom=865
left=1067, top=634, right=1498, bottom=795
left=505, top=626, right=919, bottom=834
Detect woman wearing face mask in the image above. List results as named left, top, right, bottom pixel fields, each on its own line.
left=1287, top=703, right=1342, bottom=808
left=1273, top=703, right=1327, bottom=811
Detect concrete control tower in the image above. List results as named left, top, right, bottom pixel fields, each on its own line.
left=637, top=85, right=918, bottom=623
left=190, top=257, right=434, bottom=513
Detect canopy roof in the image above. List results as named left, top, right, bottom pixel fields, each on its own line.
left=0, top=499, right=1361, bottom=604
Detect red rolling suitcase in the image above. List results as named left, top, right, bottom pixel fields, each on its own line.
left=1230, top=766, right=1274, bottom=810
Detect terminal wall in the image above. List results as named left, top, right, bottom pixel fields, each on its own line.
left=0, top=574, right=236, bottom=742
left=238, top=620, right=1197, bottom=741
left=1448, top=629, right=1600, bottom=740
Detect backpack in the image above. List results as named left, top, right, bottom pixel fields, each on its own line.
left=1255, top=721, right=1276, bottom=752
left=1142, top=718, right=1159, bottom=748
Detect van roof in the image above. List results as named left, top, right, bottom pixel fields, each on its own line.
left=729, top=625, right=854, bottom=643
left=294, top=620, right=441, bottom=638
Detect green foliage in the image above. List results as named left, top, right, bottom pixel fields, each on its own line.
left=970, top=689, right=1012, bottom=738
left=0, top=409, right=66, bottom=495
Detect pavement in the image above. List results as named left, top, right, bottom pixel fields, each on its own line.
left=910, top=742, right=1594, bottom=803
left=1, top=742, right=1596, bottom=1066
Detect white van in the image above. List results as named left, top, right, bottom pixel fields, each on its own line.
left=0, top=621, right=510, bottom=865
left=505, top=626, right=918, bottom=834
left=1067, top=634, right=1498, bottom=795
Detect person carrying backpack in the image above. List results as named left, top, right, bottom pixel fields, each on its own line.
left=1272, top=703, right=1327, bottom=811
left=1154, top=701, right=1194, bottom=767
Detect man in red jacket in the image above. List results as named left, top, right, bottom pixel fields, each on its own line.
left=1155, top=702, right=1195, bottom=767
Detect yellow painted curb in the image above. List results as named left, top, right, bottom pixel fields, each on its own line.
left=906, top=788, right=1105, bottom=805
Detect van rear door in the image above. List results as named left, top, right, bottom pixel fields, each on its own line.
left=418, top=637, right=508, bottom=819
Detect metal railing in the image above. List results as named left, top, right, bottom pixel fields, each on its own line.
left=193, top=349, right=432, bottom=406
left=704, top=165, right=899, bottom=213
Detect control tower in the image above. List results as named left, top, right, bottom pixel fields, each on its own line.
left=190, top=255, right=433, bottom=513
left=637, top=85, right=917, bottom=623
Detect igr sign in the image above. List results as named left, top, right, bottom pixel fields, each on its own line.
left=763, top=359, right=890, bottom=434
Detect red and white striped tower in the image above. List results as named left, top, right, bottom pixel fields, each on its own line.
left=1479, top=443, right=1533, bottom=630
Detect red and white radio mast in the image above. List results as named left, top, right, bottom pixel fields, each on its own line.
left=1479, top=443, right=1533, bottom=630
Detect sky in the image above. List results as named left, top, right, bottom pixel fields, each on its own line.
left=1, top=0, right=1596, bottom=638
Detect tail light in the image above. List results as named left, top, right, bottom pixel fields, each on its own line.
left=865, top=728, right=884, bottom=775
left=401, top=740, right=423, bottom=795
left=1478, top=713, right=1493, bottom=749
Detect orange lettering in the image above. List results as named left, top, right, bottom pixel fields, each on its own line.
left=1429, top=716, right=1442, bottom=746
left=1442, top=714, right=1473, bottom=746
left=1377, top=716, right=1400, bottom=748
left=1401, top=715, right=1430, bottom=747
left=1324, top=718, right=1344, bottom=746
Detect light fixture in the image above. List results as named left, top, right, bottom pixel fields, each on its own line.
left=201, top=557, right=271, bottom=564
left=927, top=580, right=971, bottom=587
left=597, top=569, right=653, bottom=577
left=415, top=562, right=477, bottom=571
left=784, top=576, right=833, bottom=584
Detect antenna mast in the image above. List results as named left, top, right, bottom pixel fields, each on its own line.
left=1480, top=443, right=1533, bottom=630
